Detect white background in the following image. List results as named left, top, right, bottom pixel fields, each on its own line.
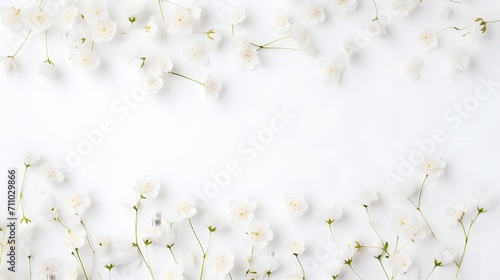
left=1, top=0, right=500, bottom=279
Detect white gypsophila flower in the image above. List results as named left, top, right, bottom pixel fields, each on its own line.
left=190, top=3, right=202, bottom=19
left=476, top=194, right=498, bottom=212
left=38, top=195, right=59, bottom=221
left=245, top=219, right=273, bottom=249
left=422, top=156, right=446, bottom=177
left=140, top=223, right=161, bottom=242
left=405, top=219, right=428, bottom=240
left=70, top=48, right=100, bottom=70
left=134, top=176, right=160, bottom=199
left=228, top=197, right=256, bottom=226
left=283, top=193, right=309, bottom=217
left=389, top=181, right=417, bottom=200
left=171, top=201, right=197, bottom=223
left=38, top=259, right=58, bottom=278
left=184, top=45, right=210, bottom=69
left=292, top=25, right=313, bottom=51
left=24, top=8, right=52, bottom=34
left=402, top=56, right=422, bottom=81
left=62, top=24, right=86, bottom=48
left=143, top=74, right=164, bottom=93
left=320, top=204, right=343, bottom=223
left=0, top=6, right=22, bottom=29
left=289, top=240, right=305, bottom=255
left=204, top=74, right=222, bottom=99
left=352, top=187, right=378, bottom=207
left=124, top=0, right=145, bottom=19
left=148, top=212, right=176, bottom=246
left=257, top=252, right=279, bottom=275
left=436, top=246, right=456, bottom=265
left=63, top=266, right=78, bottom=280
left=234, top=39, right=260, bottom=70
left=387, top=0, right=417, bottom=17
left=224, top=6, right=246, bottom=25
left=0, top=56, right=15, bottom=73
left=145, top=15, right=161, bottom=37
left=392, top=210, right=413, bottom=234
left=208, top=252, right=235, bottom=279
left=446, top=201, right=468, bottom=226
left=167, top=8, right=193, bottom=36
left=305, top=2, right=325, bottom=25
left=94, top=235, right=111, bottom=253
left=340, top=40, right=357, bottom=58
left=270, top=9, right=290, bottom=32
left=323, top=259, right=342, bottom=278
left=41, top=162, right=65, bottom=183
left=162, top=264, right=185, bottom=280
left=367, top=240, right=384, bottom=257
left=23, top=151, right=40, bottom=166
left=391, top=253, right=412, bottom=274
left=319, top=58, right=345, bottom=84
left=149, top=56, right=174, bottom=76
left=330, top=0, right=358, bottom=12
left=338, top=241, right=355, bottom=261
left=449, top=49, right=470, bottom=71
left=91, top=19, right=117, bottom=42
left=79, top=0, right=109, bottom=25
left=63, top=231, right=85, bottom=253
left=67, top=192, right=91, bottom=215
left=38, top=62, right=57, bottom=78
left=418, top=29, right=438, bottom=53
left=54, top=4, right=78, bottom=29
left=364, top=20, right=386, bottom=37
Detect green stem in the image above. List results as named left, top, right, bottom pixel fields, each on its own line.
left=44, top=31, right=54, bottom=65
left=417, top=174, right=428, bottom=208
left=371, top=0, right=379, bottom=21
left=56, top=218, right=72, bottom=233
left=121, top=21, right=135, bottom=34
left=188, top=218, right=207, bottom=280
left=377, top=257, right=390, bottom=280
left=248, top=245, right=255, bottom=263
left=454, top=211, right=481, bottom=280
left=81, top=220, right=95, bottom=280
left=8, top=30, right=31, bottom=60
left=231, top=25, right=235, bottom=37
left=328, top=223, right=339, bottom=248
left=133, top=198, right=155, bottom=280
left=424, top=265, right=437, bottom=280
left=28, top=256, right=32, bottom=280
left=165, top=0, right=189, bottom=10
left=169, top=71, right=204, bottom=86
left=228, top=273, right=233, bottom=280
left=485, top=19, right=500, bottom=24
left=294, top=254, right=306, bottom=280
left=158, top=0, right=165, bottom=21
left=16, top=165, right=31, bottom=224
left=347, top=263, right=363, bottom=280
left=74, top=248, right=89, bottom=280
left=167, top=245, right=178, bottom=264
left=199, top=231, right=212, bottom=280
left=365, top=206, right=384, bottom=247
left=261, top=36, right=292, bottom=48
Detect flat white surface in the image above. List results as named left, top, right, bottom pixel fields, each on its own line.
left=1, top=0, right=500, bottom=279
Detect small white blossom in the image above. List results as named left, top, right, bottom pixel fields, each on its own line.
left=41, top=162, right=65, bottom=183
left=38, top=259, right=58, bottom=278
left=37, top=62, right=57, bottom=78
left=352, top=188, right=378, bottom=207
left=91, top=20, right=117, bottom=42
left=0, top=6, right=22, bottom=29
left=167, top=9, right=193, bottom=36
left=391, top=254, right=412, bottom=275
left=256, top=252, right=279, bottom=275
left=228, top=197, right=256, bottom=226
left=38, top=195, right=59, bottom=221
left=422, top=156, right=446, bottom=177
left=320, top=204, right=343, bottom=223
left=63, top=231, right=86, bottom=253
left=305, top=3, right=325, bottom=25
left=319, top=58, right=345, bottom=84
left=402, top=56, right=422, bottom=81
left=418, top=29, right=438, bottom=53
left=149, top=56, right=174, bottom=76
left=204, top=74, right=222, bottom=99
left=184, top=45, right=210, bottom=69
left=143, top=74, right=164, bottom=93
left=162, top=264, right=185, bottom=280
left=23, top=151, right=40, bottom=166
left=245, top=219, right=273, bottom=249
left=330, top=0, right=358, bottom=11
left=340, top=40, right=357, bottom=58
left=67, top=192, right=91, bottom=215
left=289, top=240, right=305, bottom=255
left=449, top=49, right=470, bottom=71
left=70, top=48, right=100, bottom=70
left=234, top=39, right=260, bottom=70
left=224, top=7, right=246, bottom=25
left=446, top=201, right=468, bottom=226
left=364, top=21, right=386, bottom=37
left=392, top=209, right=413, bottom=234
left=387, top=0, right=417, bottom=17
left=208, top=252, right=235, bottom=279
left=283, top=193, right=308, bottom=217
left=145, top=15, right=161, bottom=37
left=389, top=181, right=417, bottom=200
left=54, top=5, right=79, bottom=29
left=338, top=241, right=355, bottom=261
left=323, top=259, right=342, bottom=278
left=171, top=201, right=197, bottom=223
left=190, top=4, right=202, bottom=19
left=436, top=246, right=456, bottom=265
left=133, top=176, right=160, bottom=199
left=0, top=56, right=15, bottom=73
left=292, top=25, right=314, bottom=52
left=79, top=0, right=109, bottom=25
left=270, top=9, right=290, bottom=32
left=406, top=219, right=428, bottom=240
left=24, top=8, right=53, bottom=34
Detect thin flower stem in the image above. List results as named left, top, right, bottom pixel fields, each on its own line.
left=165, top=0, right=189, bottom=10
left=393, top=236, right=399, bottom=254
left=199, top=231, right=212, bottom=280
left=371, top=0, right=379, bottom=21
left=365, top=206, right=385, bottom=247
left=248, top=245, right=255, bottom=263
left=80, top=220, right=95, bottom=280
left=377, top=257, right=390, bottom=280
left=347, top=263, right=363, bottom=280
left=74, top=248, right=89, bottom=280
left=8, top=31, right=31, bottom=60
left=91, top=41, right=95, bottom=51
left=261, top=36, right=292, bottom=48
left=145, top=243, right=153, bottom=271
left=121, top=21, right=135, bottom=34
left=188, top=218, right=206, bottom=255
left=158, top=0, right=166, bottom=21
left=28, top=256, right=32, bottom=280
left=228, top=273, right=233, bottom=280
left=424, top=265, right=437, bottom=280
left=454, top=211, right=481, bottom=280
left=133, top=198, right=155, bottom=280
left=257, top=46, right=301, bottom=51
left=485, top=19, right=500, bottom=24
left=232, top=25, right=235, bottom=37
left=16, top=165, right=31, bottom=224
left=44, top=31, right=54, bottom=65
left=294, top=254, right=306, bottom=280
left=167, top=245, right=178, bottom=264
left=417, top=174, right=429, bottom=208
left=169, top=72, right=204, bottom=86
left=57, top=218, right=72, bottom=233
left=328, top=223, right=339, bottom=249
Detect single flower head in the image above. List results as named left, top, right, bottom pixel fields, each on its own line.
left=352, top=187, right=378, bottom=207
left=283, top=193, right=309, bottom=217
left=204, top=74, right=222, bottom=99
left=23, top=151, right=40, bottom=166
left=270, top=9, right=290, bottom=32
left=208, top=252, right=235, bottom=279
left=418, top=29, right=438, bottom=53
left=67, top=192, right=91, bottom=215
left=245, top=219, right=273, bottom=249
left=171, top=200, right=197, bottom=223
left=41, top=162, right=65, bottom=183
left=289, top=240, right=305, bottom=255
left=133, top=176, right=160, bottom=199
left=228, top=197, right=256, bottom=226
left=422, top=156, right=446, bottom=177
